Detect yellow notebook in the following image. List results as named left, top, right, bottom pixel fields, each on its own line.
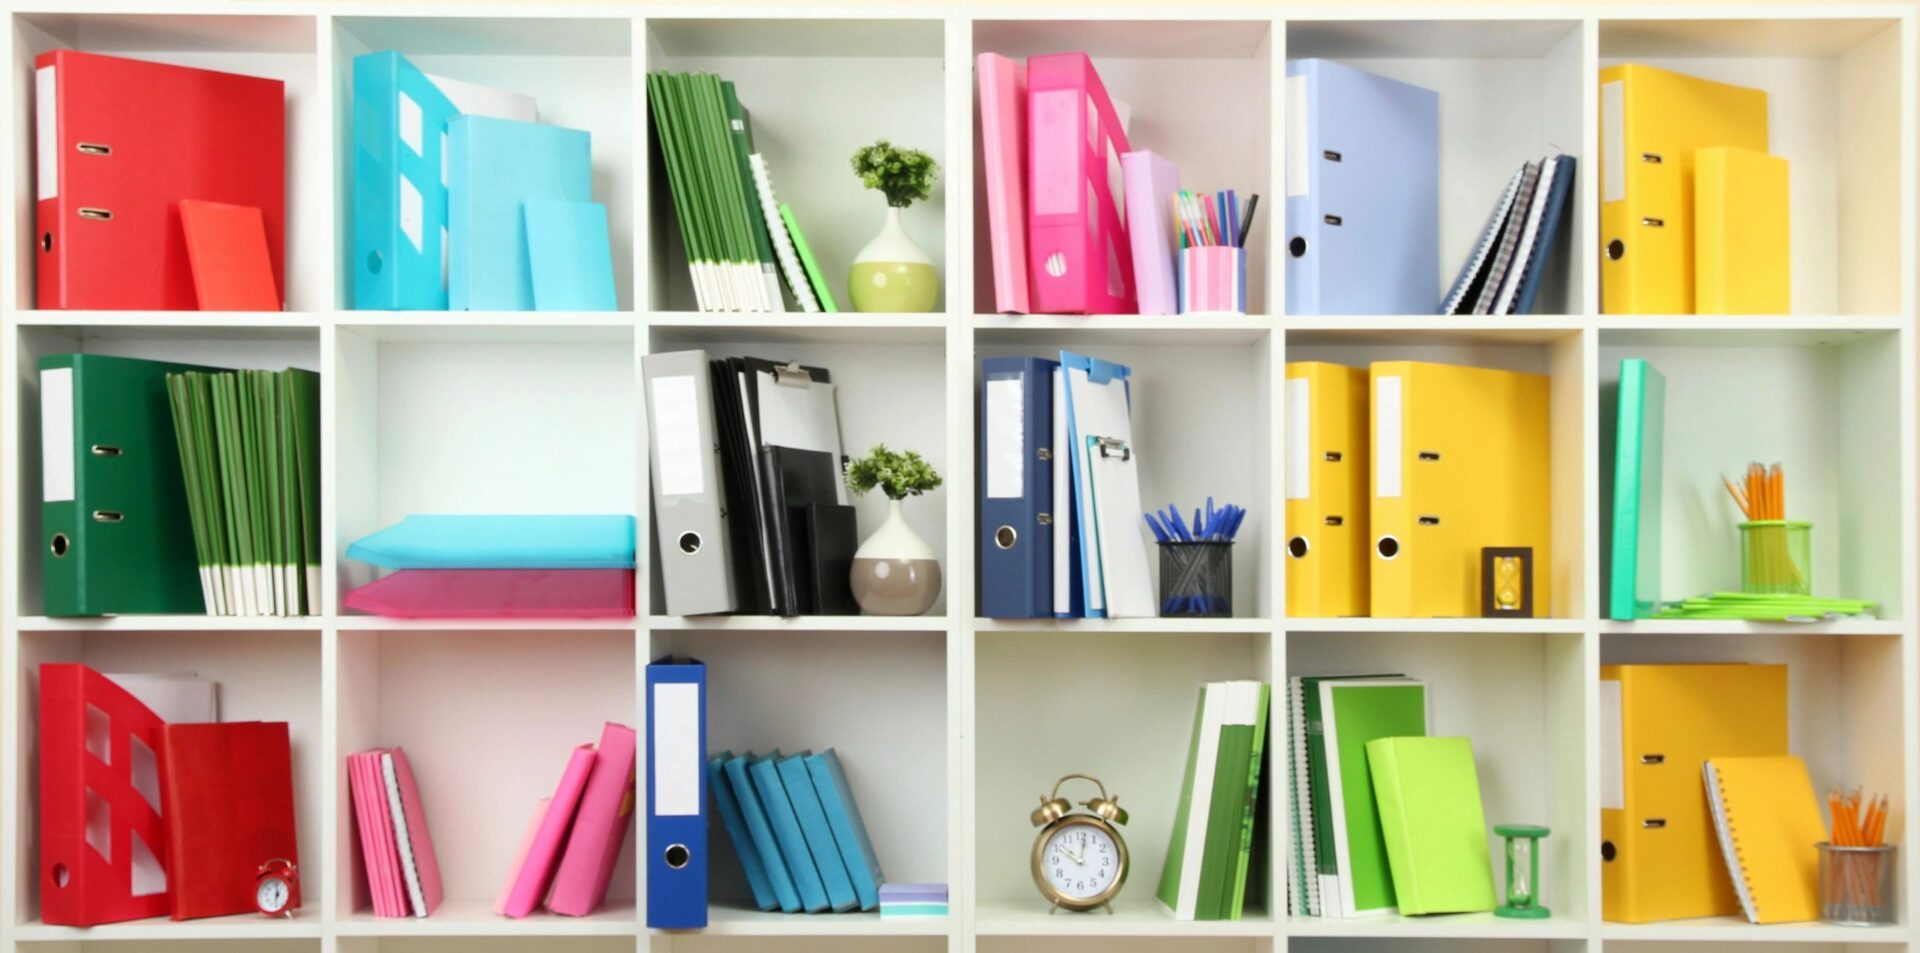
left=1599, top=63, right=1769, bottom=314
left=1695, top=146, right=1790, bottom=315
left=1368, top=361, right=1550, bottom=618
left=1285, top=362, right=1369, bottom=617
left=1704, top=755, right=1824, bottom=924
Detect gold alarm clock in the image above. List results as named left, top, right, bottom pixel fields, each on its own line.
left=1030, top=773, right=1129, bottom=913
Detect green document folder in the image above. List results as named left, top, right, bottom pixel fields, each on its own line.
left=1365, top=736, right=1498, bottom=915
left=1226, top=682, right=1271, bottom=919
left=1609, top=358, right=1666, bottom=620
left=1320, top=680, right=1427, bottom=917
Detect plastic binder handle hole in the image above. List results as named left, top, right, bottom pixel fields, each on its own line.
left=664, top=844, right=691, bottom=869
left=1288, top=537, right=1309, bottom=559
left=49, top=533, right=69, bottom=558
left=40, top=232, right=52, bottom=253
left=995, top=526, right=1017, bottom=550
left=1289, top=236, right=1308, bottom=258
left=1376, top=535, right=1400, bottom=560
left=677, top=532, right=701, bottom=555
left=1601, top=841, right=1617, bottom=862
left=1607, top=239, right=1625, bottom=261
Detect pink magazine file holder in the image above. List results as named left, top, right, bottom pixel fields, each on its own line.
left=1178, top=246, right=1247, bottom=314
left=1026, top=52, right=1136, bottom=314
left=344, top=569, right=636, bottom=619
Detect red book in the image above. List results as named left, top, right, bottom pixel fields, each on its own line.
left=34, top=51, right=284, bottom=310
left=179, top=200, right=280, bottom=310
left=160, top=722, right=300, bottom=920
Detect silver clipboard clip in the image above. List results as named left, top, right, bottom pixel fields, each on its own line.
left=1093, top=436, right=1132, bottom=462
left=771, top=361, right=812, bottom=386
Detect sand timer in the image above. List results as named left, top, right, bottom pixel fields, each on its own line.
left=1494, top=824, right=1550, bottom=918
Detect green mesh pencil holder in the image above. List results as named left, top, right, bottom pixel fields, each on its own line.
left=1740, top=520, right=1812, bottom=595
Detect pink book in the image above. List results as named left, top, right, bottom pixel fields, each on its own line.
left=494, top=799, right=551, bottom=915
left=349, top=752, right=407, bottom=917
left=1027, top=52, right=1136, bottom=314
left=1121, top=150, right=1181, bottom=315
left=503, top=744, right=598, bottom=918
left=385, top=748, right=443, bottom=917
left=977, top=53, right=1030, bottom=314
left=345, top=569, right=636, bottom=619
left=547, top=723, right=638, bottom=916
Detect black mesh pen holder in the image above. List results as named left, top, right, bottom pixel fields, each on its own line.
left=1159, top=541, right=1233, bottom=617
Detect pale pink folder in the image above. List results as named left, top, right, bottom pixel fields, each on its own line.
left=978, top=53, right=1030, bottom=313
left=494, top=799, right=551, bottom=915
left=502, top=744, right=598, bottom=918
left=386, top=748, right=444, bottom=917
left=1121, top=150, right=1181, bottom=315
left=548, top=723, right=639, bottom=916
left=1027, top=52, right=1136, bottom=314
left=349, top=752, right=407, bottom=917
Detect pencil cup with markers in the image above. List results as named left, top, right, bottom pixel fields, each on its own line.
left=1173, top=189, right=1254, bottom=315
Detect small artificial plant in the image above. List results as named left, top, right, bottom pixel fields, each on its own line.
left=844, top=443, right=944, bottom=500
left=851, top=139, right=940, bottom=209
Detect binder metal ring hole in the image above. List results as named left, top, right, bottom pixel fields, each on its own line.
left=1417, top=516, right=1441, bottom=526
left=1642, top=819, right=1667, bottom=829
left=1289, top=237, right=1308, bottom=258
left=1376, top=535, right=1400, bottom=560
left=1417, top=451, right=1440, bottom=462
left=677, top=532, right=701, bottom=555
left=90, top=445, right=121, bottom=457
left=1324, top=451, right=1342, bottom=462
left=1640, top=152, right=1664, bottom=163
left=1324, top=516, right=1343, bottom=526
left=1288, top=536, right=1309, bottom=559
left=50, top=534, right=69, bottom=558
left=995, top=526, right=1018, bottom=550
left=92, top=511, right=123, bottom=523
left=1607, top=239, right=1625, bottom=261
left=1323, top=214, right=1343, bottom=226
left=76, top=142, right=111, bottom=156
left=40, top=232, right=52, bottom=253
left=1601, top=841, right=1617, bottom=862
left=77, top=208, right=112, bottom=221
left=1640, top=754, right=1665, bottom=764
left=1322, top=150, right=1343, bottom=162
left=1036, top=447, right=1051, bottom=461
left=1037, top=513, right=1052, bottom=526
left=1640, top=217, right=1665, bottom=228
left=664, top=844, right=691, bottom=869
left=367, top=251, right=383, bottom=274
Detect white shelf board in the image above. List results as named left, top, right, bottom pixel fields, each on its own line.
left=973, top=899, right=1273, bottom=936
left=1598, top=915, right=1911, bottom=943
left=13, top=310, right=326, bottom=329
left=333, top=900, right=638, bottom=937
left=668, top=905, right=951, bottom=936
left=1281, top=317, right=1585, bottom=346
left=1284, top=617, right=1587, bottom=635
left=1285, top=911, right=1588, bottom=940
left=648, top=312, right=947, bottom=345
left=974, top=313, right=1274, bottom=346
left=10, top=912, right=325, bottom=941
left=12, top=614, right=322, bottom=632
left=1598, top=618, right=1903, bottom=636
left=646, top=614, right=948, bottom=632
left=973, top=617, right=1274, bottom=635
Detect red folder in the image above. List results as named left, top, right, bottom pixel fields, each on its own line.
left=160, top=722, right=300, bottom=920
left=37, top=663, right=172, bottom=926
left=179, top=200, right=280, bottom=310
left=35, top=51, right=284, bottom=310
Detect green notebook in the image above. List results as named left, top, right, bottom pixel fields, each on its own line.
left=1225, top=682, right=1271, bottom=919
left=1365, top=736, right=1497, bottom=915
left=1320, top=679, right=1427, bottom=917
left=1609, top=358, right=1666, bottom=620
left=1158, top=680, right=1267, bottom=920
left=1297, top=673, right=1402, bottom=916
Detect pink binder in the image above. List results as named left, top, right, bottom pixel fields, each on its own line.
left=502, top=744, right=597, bottom=918
left=1121, top=150, right=1181, bottom=315
left=344, top=569, right=636, bottom=619
left=548, top=723, right=638, bottom=916
left=978, top=53, right=1030, bottom=314
left=387, top=748, right=444, bottom=917
left=1027, top=52, right=1136, bottom=314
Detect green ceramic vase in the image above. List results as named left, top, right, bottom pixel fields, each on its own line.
left=850, top=206, right=939, bottom=312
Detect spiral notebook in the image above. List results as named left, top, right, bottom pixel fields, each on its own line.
left=1703, top=755, right=1825, bottom=924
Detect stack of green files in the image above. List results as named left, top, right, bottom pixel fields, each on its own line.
left=1158, top=680, right=1270, bottom=921
left=1654, top=592, right=1878, bottom=622
left=166, top=368, right=320, bottom=616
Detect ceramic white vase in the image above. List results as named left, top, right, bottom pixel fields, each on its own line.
left=850, top=498, right=942, bottom=615
left=849, top=206, right=940, bottom=313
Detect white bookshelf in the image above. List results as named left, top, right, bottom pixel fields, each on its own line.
left=0, top=5, right=1913, bottom=953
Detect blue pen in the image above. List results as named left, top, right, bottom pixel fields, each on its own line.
left=1227, top=507, right=1246, bottom=540
left=1206, top=496, right=1216, bottom=529
left=1167, top=505, right=1190, bottom=542
left=1193, top=508, right=1203, bottom=540
left=1143, top=512, right=1170, bottom=543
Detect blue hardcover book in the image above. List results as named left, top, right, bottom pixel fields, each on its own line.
left=1511, top=156, right=1577, bottom=316
left=1284, top=59, right=1439, bottom=316
left=749, top=751, right=829, bottom=912
left=777, top=752, right=857, bottom=912
left=724, top=753, right=801, bottom=912
left=805, top=749, right=885, bottom=911
left=448, top=115, right=591, bottom=310
left=708, top=752, right=778, bottom=911
left=354, top=51, right=460, bottom=310
left=344, top=515, right=636, bottom=569
left=645, top=657, right=706, bottom=929
left=525, top=199, right=617, bottom=311
left=980, top=356, right=1056, bottom=618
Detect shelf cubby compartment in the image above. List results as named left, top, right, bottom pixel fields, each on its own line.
left=1598, top=17, right=1907, bottom=316
left=1283, top=327, right=1587, bottom=620
left=970, top=19, right=1275, bottom=316
left=9, top=13, right=328, bottom=312
left=643, top=18, right=948, bottom=315
left=1598, top=328, right=1904, bottom=620
left=329, top=16, right=637, bottom=312
left=1284, top=19, right=1587, bottom=317
left=12, top=628, right=325, bottom=929
left=332, top=324, right=638, bottom=612
left=333, top=628, right=637, bottom=928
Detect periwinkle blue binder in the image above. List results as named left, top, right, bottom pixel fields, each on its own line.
left=1512, top=156, right=1578, bottom=315
left=525, top=199, right=617, bottom=311
left=448, top=115, right=591, bottom=310
left=708, top=752, right=778, bottom=911
left=1284, top=59, right=1440, bottom=315
left=776, top=752, right=857, bottom=912
left=344, top=515, right=636, bottom=569
left=723, top=752, right=802, bottom=912
left=805, top=749, right=885, bottom=911
left=354, top=51, right=459, bottom=310
left=749, top=751, right=830, bottom=912
left=646, top=657, right=707, bottom=929
left=980, top=357, right=1055, bottom=618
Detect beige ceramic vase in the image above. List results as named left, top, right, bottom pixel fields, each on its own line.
left=849, top=498, right=941, bottom=615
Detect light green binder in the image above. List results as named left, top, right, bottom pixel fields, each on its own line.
left=1321, top=680, right=1427, bottom=916
left=1365, top=736, right=1498, bottom=915
left=1609, top=359, right=1667, bottom=620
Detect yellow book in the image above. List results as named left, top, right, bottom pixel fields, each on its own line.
left=1599, top=63, right=1769, bottom=314
left=1368, top=362, right=1550, bottom=618
left=1285, top=362, right=1369, bottom=617
left=1704, top=756, right=1825, bottom=924
left=1600, top=664, right=1789, bottom=924
left=1695, top=146, right=1790, bottom=314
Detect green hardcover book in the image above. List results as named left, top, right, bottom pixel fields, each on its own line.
left=1609, top=358, right=1667, bottom=620
left=1303, top=673, right=1402, bottom=915
left=1320, top=679, right=1427, bottom=917
left=1198, top=713, right=1251, bottom=919
left=40, top=354, right=221, bottom=616
left=721, top=80, right=782, bottom=307
left=1156, top=687, right=1209, bottom=913
left=1365, top=736, right=1497, bottom=916
left=1226, top=682, right=1272, bottom=919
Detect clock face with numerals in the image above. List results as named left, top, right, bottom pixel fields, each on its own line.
left=256, top=875, right=292, bottom=915
left=1032, top=815, right=1127, bottom=909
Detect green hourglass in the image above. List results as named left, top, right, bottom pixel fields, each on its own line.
left=1494, top=824, right=1551, bottom=919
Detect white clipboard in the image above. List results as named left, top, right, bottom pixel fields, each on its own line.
left=1061, top=350, right=1151, bottom=617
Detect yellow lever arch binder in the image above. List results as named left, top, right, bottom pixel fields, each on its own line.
left=1285, top=361, right=1369, bottom=617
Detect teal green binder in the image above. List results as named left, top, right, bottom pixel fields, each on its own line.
left=1609, top=359, right=1667, bottom=620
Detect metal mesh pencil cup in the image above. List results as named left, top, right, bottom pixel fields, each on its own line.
left=1818, top=843, right=1896, bottom=925
left=1159, top=541, right=1232, bottom=617
left=1739, top=520, right=1812, bottom=595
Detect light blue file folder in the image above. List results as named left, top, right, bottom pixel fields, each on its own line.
left=525, top=199, right=617, bottom=311
left=354, top=51, right=460, bottom=310
left=1284, top=59, right=1440, bottom=315
left=448, top=115, right=592, bottom=310
left=344, top=514, right=635, bottom=569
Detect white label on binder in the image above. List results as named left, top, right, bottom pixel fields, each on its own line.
left=1602, top=81, right=1625, bottom=203
left=42, top=368, right=74, bottom=502
left=1286, top=377, right=1310, bottom=500
left=36, top=66, right=57, bottom=200
left=1286, top=75, right=1308, bottom=198
left=650, top=375, right=703, bottom=497
left=1374, top=375, right=1403, bottom=498
left=1600, top=679, right=1623, bottom=810
left=653, top=682, right=700, bottom=816
left=399, top=91, right=424, bottom=156
left=399, top=175, right=424, bottom=253
left=986, top=377, right=1024, bottom=499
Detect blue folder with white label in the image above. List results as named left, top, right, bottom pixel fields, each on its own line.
left=448, top=115, right=591, bottom=310
left=806, top=748, right=886, bottom=911
left=1284, top=59, right=1439, bottom=315
left=344, top=515, right=636, bottom=569
left=980, top=356, right=1056, bottom=618
left=353, top=51, right=460, bottom=310
left=526, top=199, right=617, bottom=311
left=646, top=657, right=707, bottom=929
left=723, top=752, right=802, bottom=912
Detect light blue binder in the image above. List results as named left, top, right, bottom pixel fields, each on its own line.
left=777, top=752, right=857, bottom=912
left=344, top=515, right=635, bottom=569
left=1284, top=59, right=1440, bottom=315
left=723, top=753, right=802, bottom=912
left=708, top=751, right=778, bottom=911
left=749, top=751, right=830, bottom=912
left=447, top=115, right=591, bottom=310
left=805, top=748, right=885, bottom=911
left=353, top=52, right=460, bottom=311
left=526, top=199, right=617, bottom=311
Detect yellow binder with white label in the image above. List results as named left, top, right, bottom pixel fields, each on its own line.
left=1599, top=63, right=1769, bottom=314
left=1368, top=362, right=1550, bottom=618
left=1600, top=664, right=1789, bottom=924
left=1285, top=362, right=1368, bottom=617
left=1695, top=145, right=1790, bottom=315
